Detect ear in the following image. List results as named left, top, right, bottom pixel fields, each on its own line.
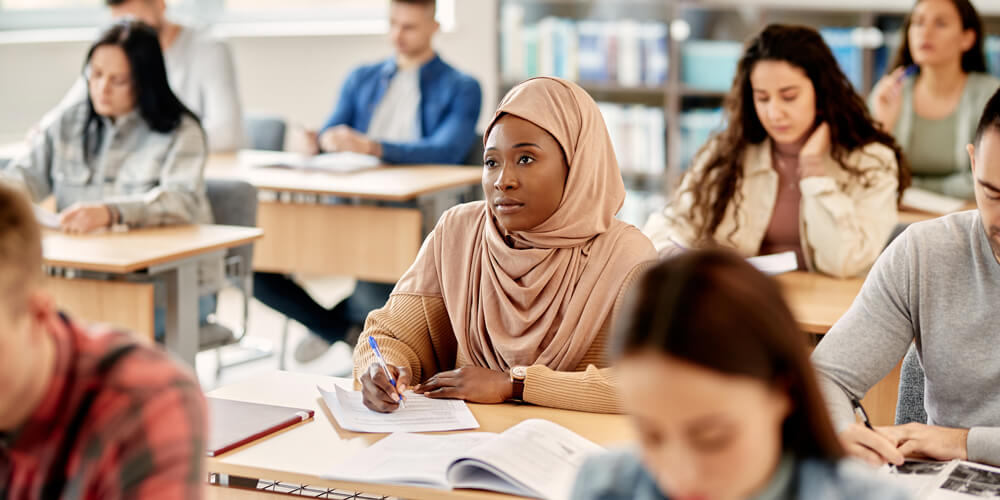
left=968, top=143, right=977, bottom=174
left=961, top=30, right=977, bottom=53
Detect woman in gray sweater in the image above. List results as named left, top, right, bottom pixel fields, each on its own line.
left=870, top=0, right=999, bottom=199
left=571, top=251, right=906, bottom=500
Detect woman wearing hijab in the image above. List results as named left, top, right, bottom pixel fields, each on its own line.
left=353, top=77, right=657, bottom=414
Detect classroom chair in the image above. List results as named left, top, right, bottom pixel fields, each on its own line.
left=200, top=178, right=268, bottom=377
left=895, top=343, right=928, bottom=425
left=244, top=113, right=287, bottom=152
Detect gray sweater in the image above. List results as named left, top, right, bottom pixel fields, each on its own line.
left=812, top=210, right=1000, bottom=465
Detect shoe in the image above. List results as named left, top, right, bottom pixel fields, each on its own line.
left=294, top=334, right=333, bottom=363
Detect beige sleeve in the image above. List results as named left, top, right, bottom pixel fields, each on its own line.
left=642, top=146, right=715, bottom=253
left=352, top=293, right=456, bottom=388
left=800, top=144, right=900, bottom=278
left=522, top=260, right=655, bottom=414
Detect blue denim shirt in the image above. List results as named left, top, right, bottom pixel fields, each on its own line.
left=571, top=451, right=911, bottom=500
left=320, top=54, right=482, bottom=165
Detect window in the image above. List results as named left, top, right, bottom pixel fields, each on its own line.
left=0, top=0, right=454, bottom=33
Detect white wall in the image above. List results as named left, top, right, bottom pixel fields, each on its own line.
left=0, top=0, right=498, bottom=142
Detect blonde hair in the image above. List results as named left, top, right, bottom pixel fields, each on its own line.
left=0, top=183, right=43, bottom=313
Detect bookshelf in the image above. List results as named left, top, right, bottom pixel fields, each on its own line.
left=497, top=0, right=1000, bottom=228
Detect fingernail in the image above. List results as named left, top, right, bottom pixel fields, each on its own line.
left=392, top=393, right=399, bottom=402
left=398, top=384, right=407, bottom=392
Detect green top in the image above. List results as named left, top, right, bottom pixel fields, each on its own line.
left=908, top=109, right=960, bottom=178
left=870, top=71, right=1000, bottom=200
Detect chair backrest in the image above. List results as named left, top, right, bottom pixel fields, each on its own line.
left=244, top=114, right=287, bottom=151
left=205, top=179, right=258, bottom=288
left=895, top=343, right=928, bottom=425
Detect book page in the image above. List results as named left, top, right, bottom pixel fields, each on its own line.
left=318, top=385, right=479, bottom=433
left=448, top=418, right=602, bottom=500
left=324, top=432, right=495, bottom=489
left=920, top=461, right=1000, bottom=499
left=879, top=460, right=952, bottom=496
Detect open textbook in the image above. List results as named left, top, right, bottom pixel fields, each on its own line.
left=881, top=459, right=1000, bottom=499
left=318, top=384, right=479, bottom=433
left=324, top=419, right=602, bottom=500
left=238, top=149, right=380, bottom=174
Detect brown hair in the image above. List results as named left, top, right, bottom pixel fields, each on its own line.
left=392, top=0, right=436, bottom=14
left=614, top=249, right=845, bottom=460
left=675, top=24, right=911, bottom=246
left=892, top=0, right=987, bottom=74
left=0, top=183, right=43, bottom=313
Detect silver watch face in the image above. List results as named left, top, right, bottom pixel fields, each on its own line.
left=512, top=366, right=527, bottom=379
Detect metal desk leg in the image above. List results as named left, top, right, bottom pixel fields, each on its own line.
left=163, top=261, right=200, bottom=367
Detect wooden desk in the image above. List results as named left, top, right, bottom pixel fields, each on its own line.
left=206, top=152, right=482, bottom=282
left=777, top=271, right=899, bottom=426
left=899, top=204, right=976, bottom=225
left=43, top=225, right=263, bottom=366
left=205, top=371, right=633, bottom=500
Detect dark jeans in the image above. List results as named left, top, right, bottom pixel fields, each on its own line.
left=253, top=272, right=394, bottom=345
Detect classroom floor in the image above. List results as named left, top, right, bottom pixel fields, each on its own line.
left=195, top=275, right=357, bottom=391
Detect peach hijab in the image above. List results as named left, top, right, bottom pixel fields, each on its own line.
left=394, top=77, right=656, bottom=371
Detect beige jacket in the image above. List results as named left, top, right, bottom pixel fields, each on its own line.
left=643, top=139, right=899, bottom=278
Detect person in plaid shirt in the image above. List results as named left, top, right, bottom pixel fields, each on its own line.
left=0, top=183, right=206, bottom=499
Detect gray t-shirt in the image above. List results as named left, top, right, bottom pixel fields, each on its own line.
left=366, top=67, right=421, bottom=143
left=812, top=210, right=1000, bottom=465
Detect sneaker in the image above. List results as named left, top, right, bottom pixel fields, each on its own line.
left=294, top=334, right=333, bottom=363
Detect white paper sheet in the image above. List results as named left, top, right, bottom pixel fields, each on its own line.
left=318, top=385, right=480, bottom=433
left=33, top=204, right=60, bottom=229
left=239, top=149, right=380, bottom=173
left=901, top=187, right=968, bottom=215
left=747, top=251, right=798, bottom=275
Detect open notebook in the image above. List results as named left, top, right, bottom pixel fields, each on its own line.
left=881, top=459, right=1000, bottom=499
left=238, top=149, right=380, bottom=174
left=324, top=419, right=602, bottom=499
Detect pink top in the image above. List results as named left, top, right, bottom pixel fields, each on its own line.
left=759, top=140, right=805, bottom=269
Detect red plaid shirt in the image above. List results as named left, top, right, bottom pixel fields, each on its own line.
left=0, top=311, right=206, bottom=500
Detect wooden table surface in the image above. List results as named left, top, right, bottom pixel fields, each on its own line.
left=206, top=371, right=634, bottom=500
left=777, top=271, right=865, bottom=334
left=206, top=152, right=483, bottom=202
left=42, top=224, right=263, bottom=274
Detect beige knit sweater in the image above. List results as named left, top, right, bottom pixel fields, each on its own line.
left=353, top=262, right=651, bottom=414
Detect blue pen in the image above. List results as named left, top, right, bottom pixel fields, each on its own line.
left=898, top=64, right=919, bottom=82
left=369, top=336, right=405, bottom=408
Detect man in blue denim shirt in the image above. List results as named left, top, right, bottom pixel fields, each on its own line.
left=255, top=0, right=483, bottom=364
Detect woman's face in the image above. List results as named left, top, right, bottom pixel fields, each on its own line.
left=750, top=60, right=817, bottom=147
left=482, top=114, right=569, bottom=233
left=619, top=351, right=791, bottom=500
left=908, top=0, right=976, bottom=68
left=87, top=45, right=137, bottom=120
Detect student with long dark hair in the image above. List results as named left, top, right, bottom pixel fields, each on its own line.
left=870, top=0, right=999, bottom=199
left=2, top=19, right=218, bottom=338
left=644, top=25, right=911, bottom=278
left=572, top=251, right=907, bottom=500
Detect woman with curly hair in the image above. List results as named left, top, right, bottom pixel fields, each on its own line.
left=644, top=24, right=911, bottom=278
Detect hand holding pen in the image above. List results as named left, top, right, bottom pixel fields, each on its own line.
left=359, top=336, right=412, bottom=413
left=842, top=398, right=904, bottom=469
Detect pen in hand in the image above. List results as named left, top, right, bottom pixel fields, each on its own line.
left=852, top=398, right=896, bottom=472
left=369, top=336, right=406, bottom=409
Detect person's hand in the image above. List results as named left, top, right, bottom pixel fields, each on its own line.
left=414, top=366, right=513, bottom=404
left=870, top=66, right=907, bottom=132
left=839, top=423, right=906, bottom=467
left=59, top=203, right=112, bottom=233
left=319, top=125, right=381, bottom=157
left=878, top=423, right=970, bottom=462
left=288, top=126, right=320, bottom=155
left=359, top=363, right=411, bottom=413
left=799, top=122, right=830, bottom=178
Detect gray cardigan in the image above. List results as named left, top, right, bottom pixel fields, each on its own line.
left=570, top=450, right=908, bottom=500
left=875, top=71, right=999, bottom=199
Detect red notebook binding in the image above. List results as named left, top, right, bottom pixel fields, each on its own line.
left=206, top=397, right=314, bottom=457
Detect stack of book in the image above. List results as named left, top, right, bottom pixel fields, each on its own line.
left=597, top=102, right=666, bottom=177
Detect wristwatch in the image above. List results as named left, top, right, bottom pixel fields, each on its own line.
left=509, top=366, right=527, bottom=402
